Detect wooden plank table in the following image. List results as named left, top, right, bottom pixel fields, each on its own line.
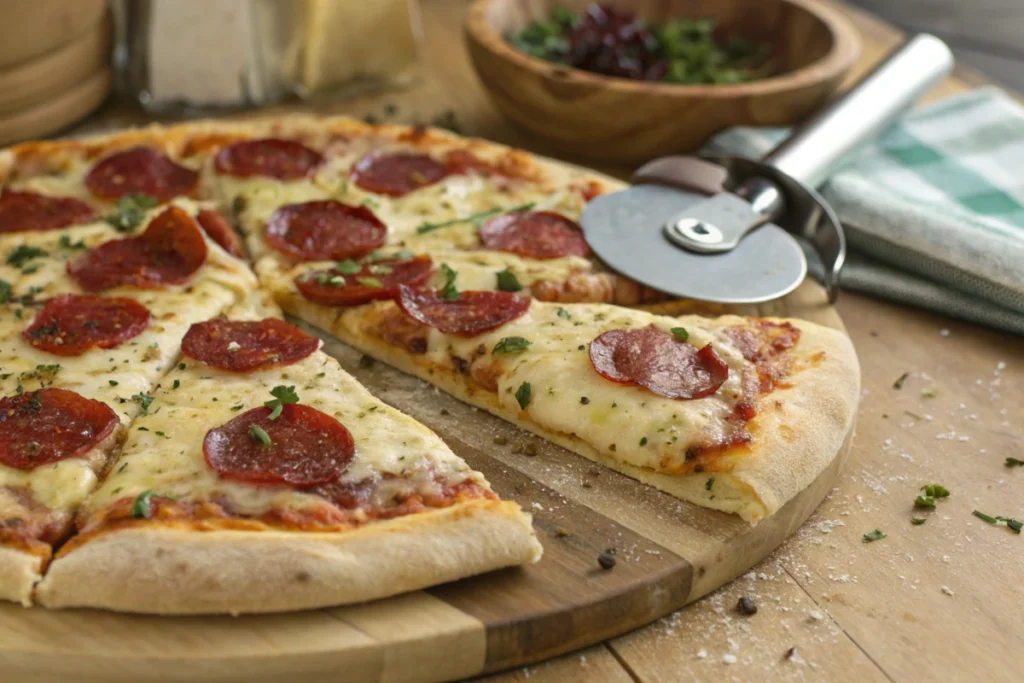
left=66, top=1, right=1021, bottom=681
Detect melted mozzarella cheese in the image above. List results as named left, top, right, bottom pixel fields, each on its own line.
left=346, top=301, right=751, bottom=475
left=0, top=201, right=259, bottom=522
left=205, top=149, right=589, bottom=263
left=87, top=340, right=483, bottom=518
left=0, top=460, right=97, bottom=512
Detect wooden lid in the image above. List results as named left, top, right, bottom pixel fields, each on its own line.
left=0, top=0, right=106, bottom=69
left=0, top=68, right=111, bottom=146
left=0, top=15, right=112, bottom=117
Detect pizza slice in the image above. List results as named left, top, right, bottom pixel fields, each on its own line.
left=37, top=313, right=541, bottom=614
left=0, top=203, right=259, bottom=604
left=264, top=274, right=859, bottom=524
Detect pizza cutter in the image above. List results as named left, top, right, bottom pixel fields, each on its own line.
left=581, top=34, right=955, bottom=304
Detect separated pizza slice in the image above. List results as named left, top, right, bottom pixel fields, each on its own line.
left=37, top=312, right=541, bottom=614
left=0, top=203, right=259, bottom=605
left=264, top=274, right=859, bottom=525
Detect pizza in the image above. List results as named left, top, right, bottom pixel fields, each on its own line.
left=0, top=115, right=858, bottom=613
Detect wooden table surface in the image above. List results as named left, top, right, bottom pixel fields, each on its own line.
left=69, top=2, right=1021, bottom=681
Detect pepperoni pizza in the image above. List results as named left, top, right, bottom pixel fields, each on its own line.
left=0, top=116, right=858, bottom=614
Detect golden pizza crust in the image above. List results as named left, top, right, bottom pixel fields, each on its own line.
left=36, top=499, right=541, bottom=614
left=0, top=545, right=42, bottom=607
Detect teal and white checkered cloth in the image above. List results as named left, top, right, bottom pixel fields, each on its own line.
left=703, top=87, right=1024, bottom=335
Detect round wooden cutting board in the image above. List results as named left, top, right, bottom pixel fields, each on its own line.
left=0, top=280, right=854, bottom=683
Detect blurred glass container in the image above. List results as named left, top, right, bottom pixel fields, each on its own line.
left=114, top=0, right=424, bottom=115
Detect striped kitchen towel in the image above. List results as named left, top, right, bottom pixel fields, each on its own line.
left=703, top=86, right=1024, bottom=335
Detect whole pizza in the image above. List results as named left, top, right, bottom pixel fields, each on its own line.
left=0, top=117, right=859, bottom=613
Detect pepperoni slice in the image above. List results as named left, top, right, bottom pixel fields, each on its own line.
left=589, top=327, right=729, bottom=400
left=479, top=211, right=591, bottom=259
left=0, top=189, right=95, bottom=234
left=23, top=294, right=150, bottom=356
left=266, top=200, right=386, bottom=261
left=85, top=147, right=199, bottom=202
left=181, top=318, right=319, bottom=372
left=196, top=209, right=245, bottom=258
left=397, top=285, right=530, bottom=336
left=0, top=388, right=118, bottom=470
left=296, top=256, right=433, bottom=307
left=67, top=206, right=208, bottom=291
left=214, top=138, right=324, bottom=180
left=203, top=404, right=355, bottom=487
left=351, top=152, right=448, bottom=197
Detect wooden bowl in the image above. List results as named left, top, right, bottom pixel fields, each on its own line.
left=465, top=0, right=860, bottom=164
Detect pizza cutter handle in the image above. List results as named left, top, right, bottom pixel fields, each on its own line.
left=761, top=34, right=954, bottom=190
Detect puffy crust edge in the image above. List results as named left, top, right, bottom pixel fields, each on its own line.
left=0, top=545, right=42, bottom=607
left=36, top=499, right=541, bottom=614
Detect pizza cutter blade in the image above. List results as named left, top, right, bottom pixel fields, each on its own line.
left=581, top=34, right=954, bottom=304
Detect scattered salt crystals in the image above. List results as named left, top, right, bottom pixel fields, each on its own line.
left=813, top=519, right=844, bottom=534
left=743, top=571, right=757, bottom=581
left=941, top=586, right=955, bottom=596
left=531, top=502, right=543, bottom=511
left=996, top=361, right=1006, bottom=372
left=939, top=329, right=950, bottom=337
left=808, top=610, right=824, bottom=622
left=696, top=648, right=708, bottom=659
left=942, top=555, right=951, bottom=563
left=722, top=653, right=738, bottom=665
left=579, top=655, right=587, bottom=666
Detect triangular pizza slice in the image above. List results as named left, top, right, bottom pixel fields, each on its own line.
left=37, top=307, right=540, bottom=613
left=0, top=201, right=258, bottom=604
left=260, top=266, right=859, bottom=525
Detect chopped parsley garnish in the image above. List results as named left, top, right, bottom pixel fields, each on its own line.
left=362, top=197, right=380, bottom=209
left=921, top=388, right=938, bottom=398
left=6, top=245, right=47, bottom=268
left=265, top=385, right=299, bottom=420
left=106, top=194, right=158, bottom=232
left=670, top=326, right=690, bottom=341
left=974, top=511, right=1022, bottom=534
left=249, top=424, right=271, bottom=446
left=335, top=259, right=362, bottom=274
left=556, top=307, right=571, bottom=320
left=132, top=392, right=155, bottom=415
left=893, top=371, right=909, bottom=389
left=440, top=263, right=459, bottom=300
left=493, top=336, right=532, bottom=354
left=705, top=477, right=715, bottom=491
left=515, top=381, right=532, bottom=409
left=59, top=234, right=86, bottom=250
left=496, top=268, right=522, bottom=292
left=108, top=380, right=118, bottom=386
left=973, top=510, right=998, bottom=524
left=415, top=202, right=535, bottom=234
left=356, top=276, right=384, bottom=288
left=172, top=379, right=180, bottom=389
left=0, top=281, right=41, bottom=306
left=640, top=436, right=648, bottom=446
left=862, top=529, right=886, bottom=543
left=911, top=517, right=927, bottom=525
left=1006, top=457, right=1024, bottom=468
left=231, top=404, right=244, bottom=411
left=131, top=490, right=155, bottom=518
left=915, top=483, right=950, bottom=509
